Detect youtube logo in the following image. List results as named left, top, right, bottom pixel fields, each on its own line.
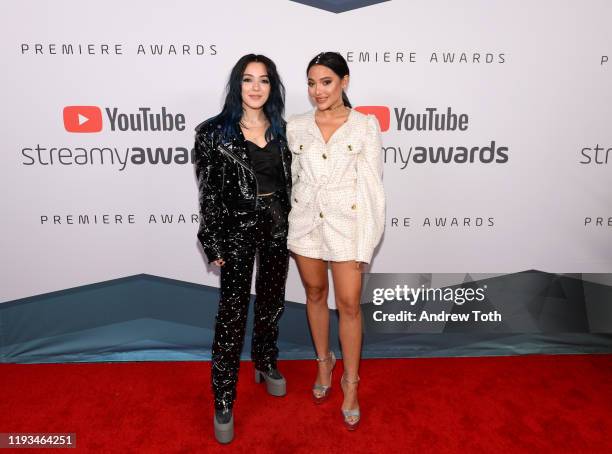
left=355, top=105, right=390, bottom=132
left=63, top=106, right=103, bottom=133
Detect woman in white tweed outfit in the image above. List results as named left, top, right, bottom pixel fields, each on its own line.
left=286, top=52, right=385, bottom=431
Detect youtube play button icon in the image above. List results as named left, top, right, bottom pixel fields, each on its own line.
left=354, top=106, right=390, bottom=132
left=63, top=106, right=103, bottom=133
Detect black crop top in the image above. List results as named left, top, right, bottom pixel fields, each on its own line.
left=245, top=139, right=284, bottom=194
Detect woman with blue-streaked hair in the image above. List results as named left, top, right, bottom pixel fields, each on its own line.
left=194, top=54, right=291, bottom=444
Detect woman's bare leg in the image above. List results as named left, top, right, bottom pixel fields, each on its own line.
left=293, top=253, right=333, bottom=390
left=330, top=261, right=362, bottom=415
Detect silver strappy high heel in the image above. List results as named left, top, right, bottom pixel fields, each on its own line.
left=312, top=351, right=336, bottom=403
left=340, top=374, right=361, bottom=431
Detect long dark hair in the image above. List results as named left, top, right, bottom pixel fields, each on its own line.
left=306, top=52, right=352, bottom=108
left=214, top=54, right=286, bottom=141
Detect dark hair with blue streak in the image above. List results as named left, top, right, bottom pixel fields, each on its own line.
left=214, top=54, right=286, bottom=142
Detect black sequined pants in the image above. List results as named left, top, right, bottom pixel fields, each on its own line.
left=211, top=191, right=290, bottom=413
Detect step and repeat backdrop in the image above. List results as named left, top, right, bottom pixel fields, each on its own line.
left=1, top=0, right=611, bottom=360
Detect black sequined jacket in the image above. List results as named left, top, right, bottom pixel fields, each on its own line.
left=194, top=117, right=292, bottom=263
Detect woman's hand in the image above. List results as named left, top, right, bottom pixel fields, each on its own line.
left=355, top=261, right=364, bottom=271
left=212, top=258, right=226, bottom=267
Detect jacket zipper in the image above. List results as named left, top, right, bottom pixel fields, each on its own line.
left=221, top=164, right=225, bottom=192
left=279, top=141, right=289, bottom=195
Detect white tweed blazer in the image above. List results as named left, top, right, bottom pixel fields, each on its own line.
left=286, top=109, right=385, bottom=263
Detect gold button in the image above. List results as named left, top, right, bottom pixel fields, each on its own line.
left=348, top=144, right=353, bottom=151
left=299, top=144, right=303, bottom=150
left=319, top=212, right=324, bottom=218
left=322, top=153, right=327, bottom=159
left=351, top=204, right=356, bottom=210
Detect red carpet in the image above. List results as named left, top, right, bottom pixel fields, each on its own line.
left=1, top=355, right=611, bottom=453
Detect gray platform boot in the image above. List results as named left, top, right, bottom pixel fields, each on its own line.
left=213, top=409, right=234, bottom=444
left=254, top=368, right=287, bottom=396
